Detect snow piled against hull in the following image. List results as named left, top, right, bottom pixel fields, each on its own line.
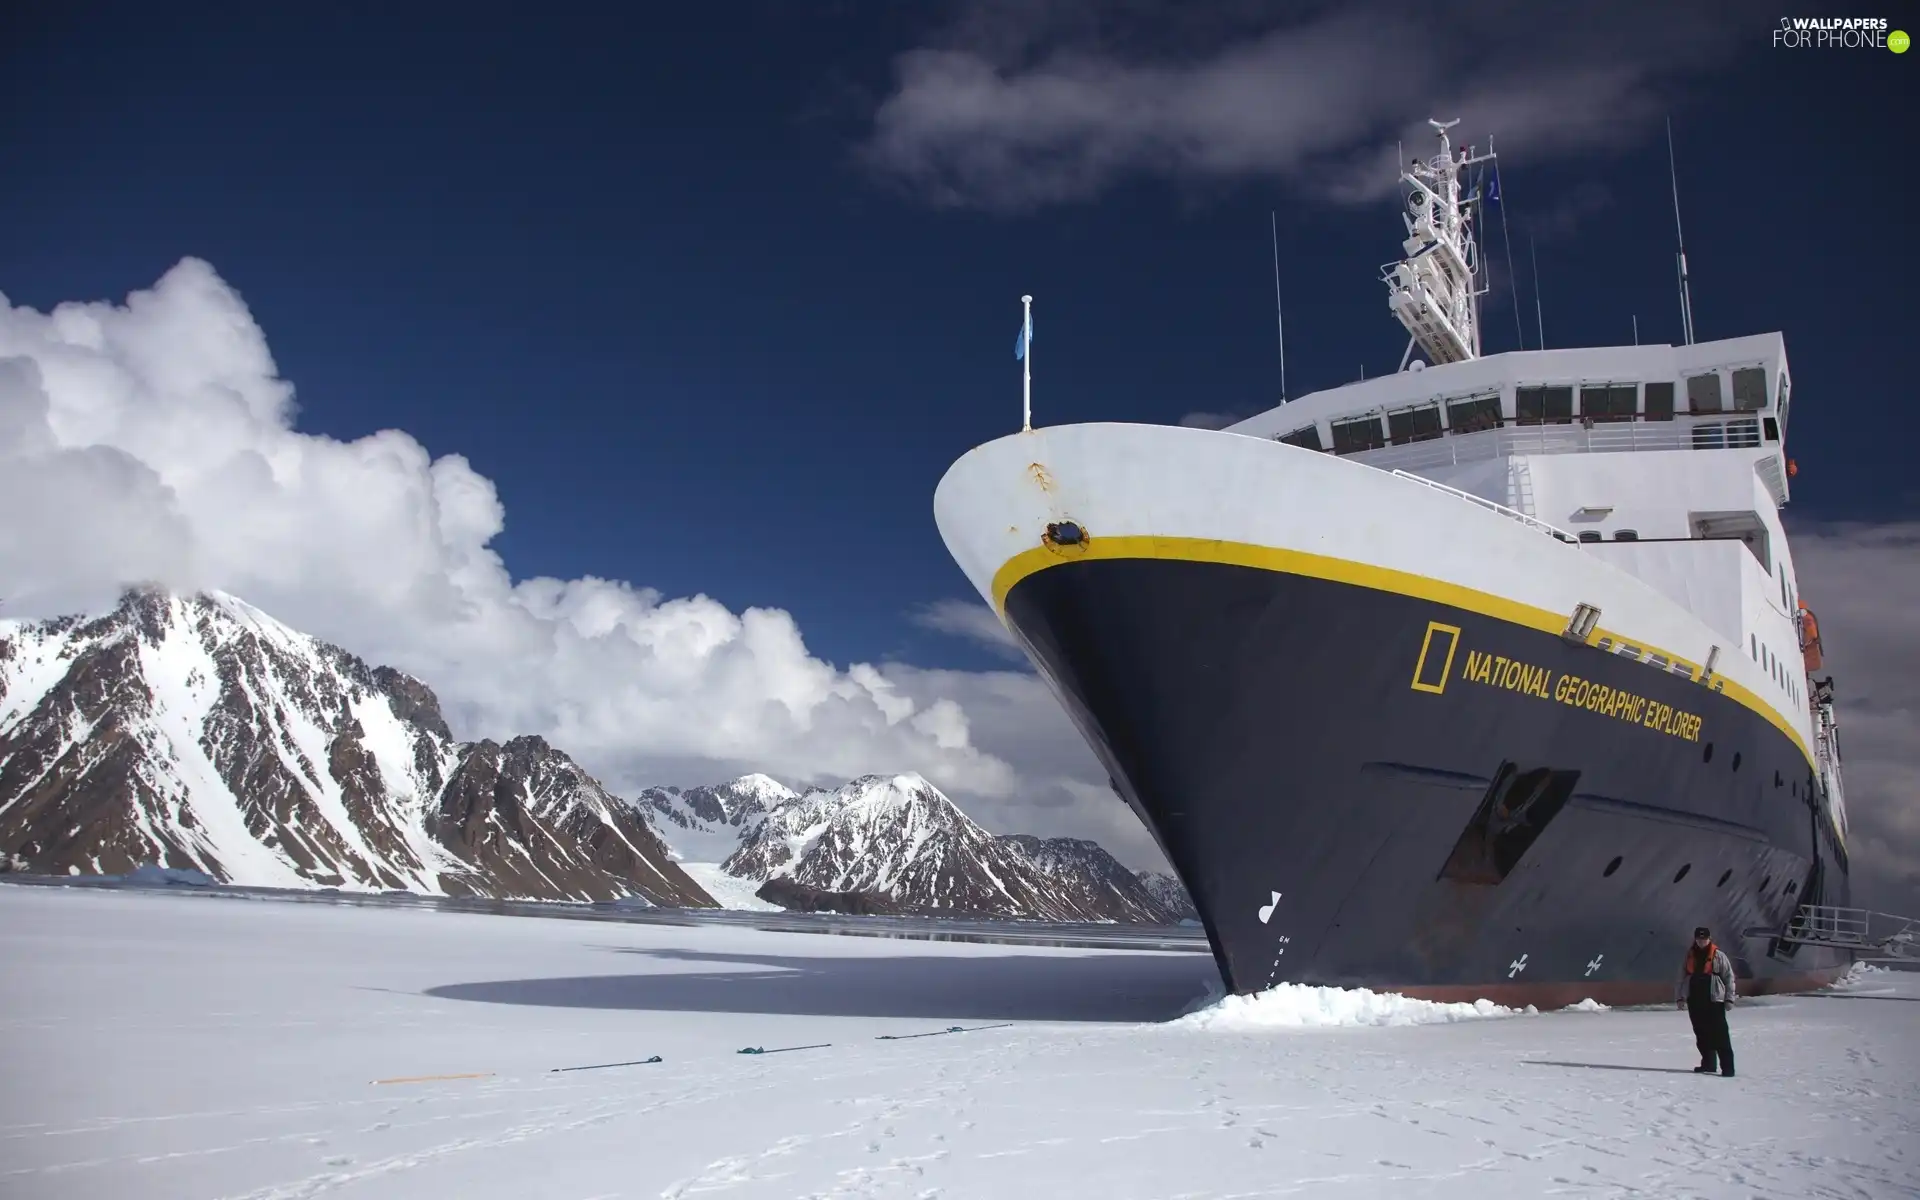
left=1176, top=982, right=1540, bottom=1030
left=0, top=588, right=712, bottom=906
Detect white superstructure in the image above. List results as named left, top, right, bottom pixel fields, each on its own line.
left=1215, top=116, right=1844, bottom=843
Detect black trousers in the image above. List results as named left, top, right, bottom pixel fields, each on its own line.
left=1687, top=996, right=1734, bottom=1072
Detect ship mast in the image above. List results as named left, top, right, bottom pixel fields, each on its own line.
left=1383, top=119, right=1496, bottom=367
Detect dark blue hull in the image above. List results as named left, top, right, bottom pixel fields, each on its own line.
left=1005, top=554, right=1851, bottom=1006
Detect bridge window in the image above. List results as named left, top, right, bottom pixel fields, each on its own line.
left=1686, top=373, right=1724, bottom=414
left=1579, top=384, right=1637, bottom=422
left=1614, top=529, right=1639, bottom=541
left=1732, top=367, right=1768, bottom=411
left=1578, top=531, right=1602, bottom=543
left=1277, top=425, right=1323, bottom=451
left=1645, top=381, right=1676, bottom=421
left=1516, top=386, right=1573, bottom=425
left=1445, top=394, right=1501, bottom=433
left=1777, top=372, right=1792, bottom=436
left=1331, top=414, right=1387, bottom=455
left=1387, top=403, right=1443, bottom=445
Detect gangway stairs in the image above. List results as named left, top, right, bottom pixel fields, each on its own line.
left=1743, top=905, right=1920, bottom=963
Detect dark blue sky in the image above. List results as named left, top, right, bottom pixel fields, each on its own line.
left=3, top=2, right=1913, bottom=673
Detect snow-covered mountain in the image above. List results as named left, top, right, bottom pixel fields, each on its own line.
left=1135, top=870, right=1199, bottom=922
left=634, top=774, right=795, bottom=862
left=716, top=773, right=1188, bottom=923
left=0, top=588, right=712, bottom=906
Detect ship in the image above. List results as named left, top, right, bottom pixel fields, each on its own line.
left=932, top=120, right=1851, bottom=1007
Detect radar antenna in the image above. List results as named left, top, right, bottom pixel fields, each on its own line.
left=1382, top=119, right=1496, bottom=366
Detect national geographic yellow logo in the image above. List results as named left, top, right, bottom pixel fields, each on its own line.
left=1409, top=621, right=1461, bottom=694
left=1410, top=621, right=1704, bottom=742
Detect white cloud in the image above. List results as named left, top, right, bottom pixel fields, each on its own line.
left=0, top=261, right=1038, bottom=805
left=1786, top=520, right=1920, bottom=916
left=1177, top=411, right=1244, bottom=430
left=860, top=1, right=1768, bottom=211
left=910, top=596, right=1025, bottom=659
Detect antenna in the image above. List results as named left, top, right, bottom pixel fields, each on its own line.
left=1270, top=211, right=1288, bottom=402
left=1632, top=314, right=1639, bottom=345
left=1381, top=119, right=1496, bottom=365
left=1494, top=157, right=1523, bottom=350
left=1666, top=116, right=1695, bottom=345
left=1529, top=232, right=1545, bottom=350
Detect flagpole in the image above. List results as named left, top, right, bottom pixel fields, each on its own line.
left=1021, top=294, right=1033, bottom=432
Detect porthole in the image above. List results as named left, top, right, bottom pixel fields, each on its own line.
left=1731, top=751, right=1742, bottom=771
left=1703, top=742, right=1714, bottom=764
left=1603, top=856, right=1623, bottom=877
left=1673, top=863, right=1692, bottom=883
left=1717, top=869, right=1733, bottom=887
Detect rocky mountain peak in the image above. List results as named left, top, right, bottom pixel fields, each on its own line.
left=715, top=773, right=1189, bottom=924
left=634, top=772, right=799, bottom=863
left=0, top=587, right=712, bottom=906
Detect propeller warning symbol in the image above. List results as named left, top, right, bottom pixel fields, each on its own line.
left=1258, top=892, right=1282, bottom=924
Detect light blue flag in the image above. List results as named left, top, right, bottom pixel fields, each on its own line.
left=1015, top=311, right=1032, bottom=360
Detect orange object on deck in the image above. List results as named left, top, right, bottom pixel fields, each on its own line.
left=1798, top=600, right=1823, bottom=672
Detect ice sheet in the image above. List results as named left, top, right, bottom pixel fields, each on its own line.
left=2, top=884, right=1914, bottom=1199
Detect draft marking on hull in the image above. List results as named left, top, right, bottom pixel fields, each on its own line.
left=1258, top=890, right=1282, bottom=923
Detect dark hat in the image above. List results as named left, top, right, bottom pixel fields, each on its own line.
left=1693, top=926, right=1711, bottom=937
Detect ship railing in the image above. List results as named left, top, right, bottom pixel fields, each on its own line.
left=1760, top=905, right=1920, bottom=962
left=1389, top=469, right=1578, bottom=544
left=1345, top=413, right=1767, bottom=473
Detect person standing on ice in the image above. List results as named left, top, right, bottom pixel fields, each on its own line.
left=1675, top=926, right=1737, bottom=1076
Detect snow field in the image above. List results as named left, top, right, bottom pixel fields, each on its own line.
left=2, top=884, right=1915, bottom=1200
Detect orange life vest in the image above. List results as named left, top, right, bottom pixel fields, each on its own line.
left=1685, top=942, right=1720, bottom=975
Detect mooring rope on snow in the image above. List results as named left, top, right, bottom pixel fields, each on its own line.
left=737, top=1042, right=832, bottom=1055
left=550, top=1055, right=664, bottom=1073
left=369, top=1022, right=1016, bottom=1086
left=875, top=1022, right=1014, bottom=1040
